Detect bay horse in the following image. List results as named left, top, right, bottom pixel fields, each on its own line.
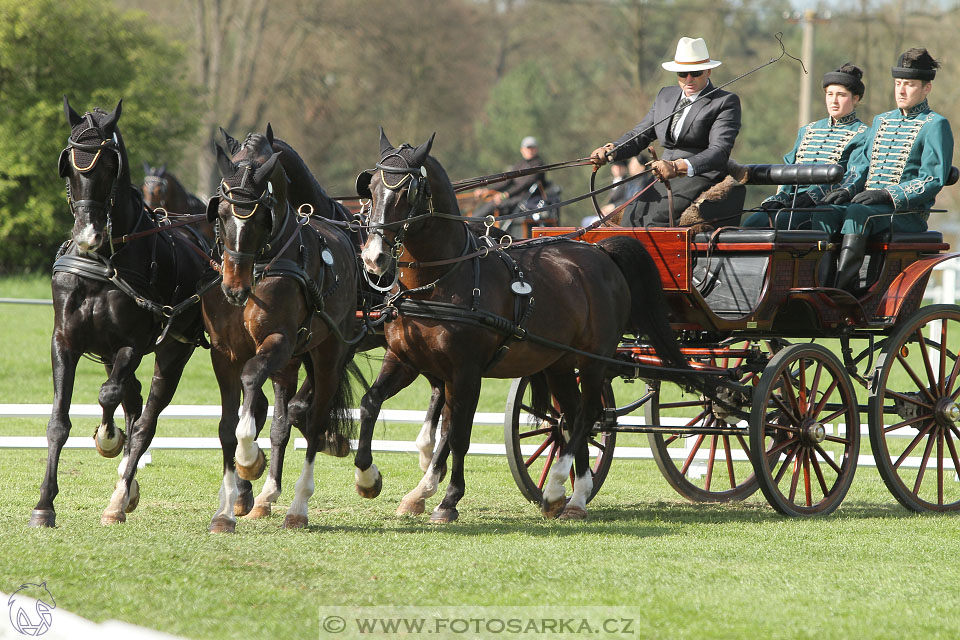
left=355, top=130, right=693, bottom=521
left=141, top=163, right=214, bottom=242
left=201, top=127, right=359, bottom=532
left=30, top=97, right=213, bottom=527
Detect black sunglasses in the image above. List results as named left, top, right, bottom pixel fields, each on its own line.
left=677, top=70, right=704, bottom=78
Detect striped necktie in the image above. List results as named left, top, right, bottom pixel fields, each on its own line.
left=669, top=97, right=692, bottom=141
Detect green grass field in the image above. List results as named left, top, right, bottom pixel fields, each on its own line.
left=3, top=274, right=960, bottom=639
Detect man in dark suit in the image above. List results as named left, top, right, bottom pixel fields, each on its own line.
left=590, top=37, right=742, bottom=227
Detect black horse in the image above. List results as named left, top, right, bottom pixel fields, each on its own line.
left=30, top=97, right=213, bottom=527
left=355, top=130, right=693, bottom=522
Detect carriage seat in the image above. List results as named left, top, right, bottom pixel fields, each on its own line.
left=888, top=230, right=943, bottom=244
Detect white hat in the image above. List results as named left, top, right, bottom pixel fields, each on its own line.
left=661, top=37, right=722, bottom=72
left=520, top=136, right=538, bottom=148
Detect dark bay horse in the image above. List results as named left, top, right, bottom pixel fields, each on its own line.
left=201, top=128, right=359, bottom=532
left=355, top=130, right=692, bottom=522
left=141, top=163, right=214, bottom=242
left=30, top=97, right=212, bottom=527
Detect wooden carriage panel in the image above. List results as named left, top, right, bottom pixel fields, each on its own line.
left=874, top=252, right=960, bottom=320
left=532, top=227, right=692, bottom=292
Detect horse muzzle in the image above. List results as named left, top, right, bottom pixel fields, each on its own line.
left=221, top=281, right=250, bottom=307
left=361, top=235, right=392, bottom=276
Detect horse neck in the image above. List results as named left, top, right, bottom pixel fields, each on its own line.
left=273, top=138, right=341, bottom=221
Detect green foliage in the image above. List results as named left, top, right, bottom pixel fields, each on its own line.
left=0, top=0, right=200, bottom=273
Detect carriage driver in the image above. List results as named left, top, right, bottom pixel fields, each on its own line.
left=816, top=48, right=954, bottom=291
left=742, top=64, right=870, bottom=229
left=589, top=37, right=742, bottom=227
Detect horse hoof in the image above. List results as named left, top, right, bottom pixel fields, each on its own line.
left=244, top=503, right=272, bottom=519
left=28, top=509, right=55, bottom=528
left=559, top=505, right=587, bottom=520
left=541, top=498, right=566, bottom=519
left=234, top=490, right=254, bottom=517
left=124, top=479, right=140, bottom=513
left=101, top=510, right=126, bottom=525
left=396, top=498, right=425, bottom=516
left=429, top=508, right=459, bottom=524
left=235, top=448, right=266, bottom=481
left=208, top=516, right=236, bottom=534
left=356, top=474, right=383, bottom=499
left=323, top=432, right=351, bottom=458
left=283, top=514, right=308, bottom=529
left=94, top=427, right=125, bottom=458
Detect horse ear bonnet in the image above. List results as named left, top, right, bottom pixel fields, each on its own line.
left=356, top=171, right=372, bottom=199
left=65, top=117, right=108, bottom=173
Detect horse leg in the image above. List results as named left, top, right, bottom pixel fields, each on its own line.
left=559, top=368, right=606, bottom=521
left=30, top=337, right=80, bottom=527
left=416, top=382, right=445, bottom=473
left=235, top=335, right=293, bottom=481
left=540, top=370, right=581, bottom=519
left=209, top=352, right=242, bottom=533
left=429, top=376, right=482, bottom=524
left=248, top=362, right=299, bottom=519
left=94, top=347, right=142, bottom=459
left=102, top=342, right=193, bottom=524
left=234, top=386, right=269, bottom=517
left=355, top=352, right=420, bottom=499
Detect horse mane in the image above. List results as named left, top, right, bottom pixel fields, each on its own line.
left=270, top=137, right=349, bottom=222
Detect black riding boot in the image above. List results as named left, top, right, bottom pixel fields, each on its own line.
left=833, top=233, right=867, bottom=291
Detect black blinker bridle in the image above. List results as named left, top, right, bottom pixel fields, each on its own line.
left=216, top=163, right=287, bottom=262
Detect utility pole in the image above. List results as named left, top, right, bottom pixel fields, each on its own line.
left=788, top=10, right=831, bottom=129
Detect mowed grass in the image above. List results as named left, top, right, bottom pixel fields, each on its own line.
left=4, top=275, right=960, bottom=639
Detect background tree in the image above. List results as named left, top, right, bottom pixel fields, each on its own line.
left=0, top=0, right=199, bottom=272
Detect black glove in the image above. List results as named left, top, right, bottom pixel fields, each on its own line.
left=821, top=188, right=852, bottom=205
left=851, top=189, right=891, bottom=205
left=760, top=199, right=785, bottom=211
left=791, top=192, right=817, bottom=208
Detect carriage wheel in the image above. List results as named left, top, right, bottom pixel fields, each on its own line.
left=749, top=343, right=859, bottom=516
left=868, top=304, right=960, bottom=512
left=646, top=340, right=784, bottom=502
left=504, top=376, right=616, bottom=504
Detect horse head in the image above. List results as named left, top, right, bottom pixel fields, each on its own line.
left=59, top=96, right=128, bottom=253
left=209, top=125, right=288, bottom=306
left=358, top=128, right=440, bottom=276
left=141, top=163, right=168, bottom=209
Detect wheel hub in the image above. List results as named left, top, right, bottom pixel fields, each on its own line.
left=934, top=397, right=960, bottom=428
left=801, top=418, right=826, bottom=445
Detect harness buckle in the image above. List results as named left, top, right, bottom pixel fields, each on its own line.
left=297, top=203, right=314, bottom=223
left=499, top=235, right=513, bottom=250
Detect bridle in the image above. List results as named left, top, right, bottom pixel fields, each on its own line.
left=142, top=173, right=169, bottom=206
left=362, top=149, right=434, bottom=254
left=216, top=163, right=288, bottom=263
left=59, top=114, right=124, bottom=253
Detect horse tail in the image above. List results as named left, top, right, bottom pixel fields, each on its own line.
left=326, top=358, right=364, bottom=445
left=595, top=235, right=709, bottom=393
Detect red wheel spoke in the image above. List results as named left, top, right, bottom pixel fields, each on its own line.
left=884, top=413, right=934, bottom=434
left=803, top=449, right=813, bottom=506
left=685, top=407, right=711, bottom=428
left=912, top=428, right=937, bottom=496
left=680, top=434, right=707, bottom=476
left=798, top=358, right=809, bottom=414
left=808, top=361, right=824, bottom=411
left=813, top=443, right=843, bottom=474
left=810, top=450, right=830, bottom=494
left=819, top=404, right=851, bottom=427
left=525, top=436, right=554, bottom=468
left=664, top=435, right=680, bottom=446
left=945, top=428, right=960, bottom=479
left=519, top=426, right=554, bottom=439
left=894, top=423, right=934, bottom=469
left=520, top=403, right=556, bottom=421
left=946, top=342, right=960, bottom=396
left=771, top=393, right=799, bottom=425
left=774, top=443, right=799, bottom=484
left=722, top=435, right=737, bottom=489
left=884, top=389, right=934, bottom=411
left=939, top=323, right=948, bottom=394
left=704, top=436, right=718, bottom=491
left=824, top=433, right=852, bottom=445
left=588, top=437, right=605, bottom=452
left=536, top=440, right=558, bottom=489
left=780, top=369, right=802, bottom=417
left=897, top=352, right=938, bottom=404
left=915, top=329, right=939, bottom=396
left=735, top=433, right=750, bottom=453
left=769, top=435, right=798, bottom=457
left=788, top=448, right=803, bottom=502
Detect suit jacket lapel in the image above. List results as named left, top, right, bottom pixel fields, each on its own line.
left=656, top=86, right=683, bottom=142
left=676, top=81, right=713, bottom=141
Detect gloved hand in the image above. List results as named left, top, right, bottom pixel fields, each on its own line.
left=760, top=199, right=785, bottom=211
left=821, top=188, right=852, bottom=205
left=791, top=192, right=817, bottom=208
left=651, top=159, right=680, bottom=180
left=590, top=143, right=616, bottom=166
left=851, top=189, right=891, bottom=205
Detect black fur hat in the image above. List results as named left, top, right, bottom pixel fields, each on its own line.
left=892, top=48, right=939, bottom=81
left=822, top=63, right=865, bottom=98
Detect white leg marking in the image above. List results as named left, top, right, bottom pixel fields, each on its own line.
left=255, top=476, right=281, bottom=505
left=542, top=453, right=573, bottom=504
left=566, top=469, right=593, bottom=512
left=415, top=420, right=437, bottom=473
left=286, top=459, right=316, bottom=521
left=213, top=470, right=239, bottom=524
left=355, top=464, right=381, bottom=490
left=105, top=477, right=129, bottom=513
left=402, top=467, right=441, bottom=504
left=97, top=422, right=122, bottom=451
left=116, top=455, right=129, bottom=478
left=234, top=409, right=259, bottom=467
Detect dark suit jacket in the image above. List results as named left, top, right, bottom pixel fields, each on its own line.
left=611, top=81, right=741, bottom=182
